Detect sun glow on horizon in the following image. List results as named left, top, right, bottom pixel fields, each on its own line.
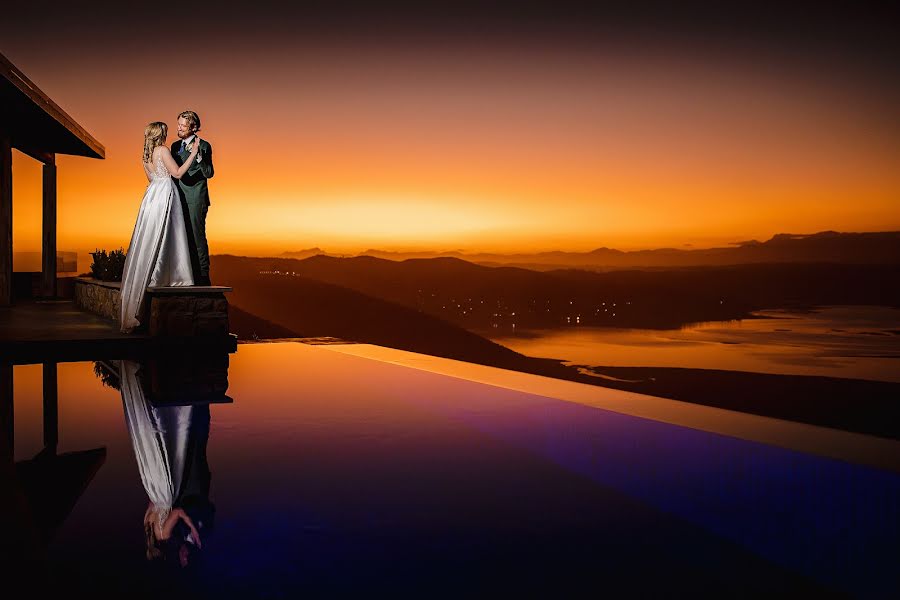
left=214, top=194, right=538, bottom=245
left=3, top=34, right=899, bottom=261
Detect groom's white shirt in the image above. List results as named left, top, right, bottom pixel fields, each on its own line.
left=180, top=134, right=202, bottom=163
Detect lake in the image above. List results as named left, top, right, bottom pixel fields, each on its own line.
left=488, top=305, right=900, bottom=383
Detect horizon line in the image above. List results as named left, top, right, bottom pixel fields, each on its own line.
left=13, top=228, right=900, bottom=260
left=271, top=229, right=900, bottom=256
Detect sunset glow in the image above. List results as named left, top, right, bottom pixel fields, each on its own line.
left=3, top=9, right=899, bottom=261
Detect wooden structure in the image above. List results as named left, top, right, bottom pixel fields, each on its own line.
left=0, top=52, right=105, bottom=306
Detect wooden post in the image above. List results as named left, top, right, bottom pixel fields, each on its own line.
left=0, top=362, right=12, bottom=461
left=43, top=362, right=58, bottom=451
left=0, top=134, right=11, bottom=307
left=42, top=155, right=57, bottom=298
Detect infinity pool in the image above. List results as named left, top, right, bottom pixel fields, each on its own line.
left=7, top=342, right=898, bottom=597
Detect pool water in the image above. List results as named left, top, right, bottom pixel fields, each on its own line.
left=6, top=342, right=898, bottom=597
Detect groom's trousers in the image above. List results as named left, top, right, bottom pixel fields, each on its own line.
left=185, top=197, right=210, bottom=279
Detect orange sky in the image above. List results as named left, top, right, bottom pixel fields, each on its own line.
left=3, top=26, right=899, bottom=261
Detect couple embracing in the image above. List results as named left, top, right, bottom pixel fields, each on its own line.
left=120, top=110, right=214, bottom=333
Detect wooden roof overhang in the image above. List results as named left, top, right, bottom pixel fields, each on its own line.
left=0, top=52, right=105, bottom=163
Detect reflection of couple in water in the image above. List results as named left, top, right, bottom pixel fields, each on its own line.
left=115, top=360, right=215, bottom=567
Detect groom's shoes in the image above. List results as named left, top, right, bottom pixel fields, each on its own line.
left=195, top=274, right=212, bottom=286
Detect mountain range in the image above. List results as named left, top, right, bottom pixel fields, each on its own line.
left=280, top=231, right=900, bottom=270
left=215, top=253, right=900, bottom=333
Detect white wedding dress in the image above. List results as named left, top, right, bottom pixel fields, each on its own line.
left=119, top=360, right=193, bottom=531
left=119, top=151, right=194, bottom=332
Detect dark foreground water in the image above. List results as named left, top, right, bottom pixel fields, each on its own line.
left=5, top=342, right=898, bottom=597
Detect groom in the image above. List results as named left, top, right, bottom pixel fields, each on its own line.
left=172, top=110, right=214, bottom=286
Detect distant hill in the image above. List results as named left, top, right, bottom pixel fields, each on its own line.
left=217, top=263, right=536, bottom=369
left=279, top=247, right=328, bottom=260
left=280, top=231, right=900, bottom=270
left=229, top=305, right=299, bottom=340
left=211, top=254, right=900, bottom=332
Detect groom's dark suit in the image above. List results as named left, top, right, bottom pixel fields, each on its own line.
left=171, top=137, right=214, bottom=284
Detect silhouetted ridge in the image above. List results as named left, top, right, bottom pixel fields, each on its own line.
left=215, top=264, right=529, bottom=368
left=272, top=230, right=900, bottom=270
left=229, top=305, right=299, bottom=340
left=211, top=255, right=900, bottom=331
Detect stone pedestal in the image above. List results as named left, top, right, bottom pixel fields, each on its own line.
left=147, top=288, right=230, bottom=337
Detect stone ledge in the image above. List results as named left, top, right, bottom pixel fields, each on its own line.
left=74, top=277, right=120, bottom=321
left=74, top=276, right=121, bottom=290
left=147, top=285, right=233, bottom=294
left=74, top=276, right=232, bottom=337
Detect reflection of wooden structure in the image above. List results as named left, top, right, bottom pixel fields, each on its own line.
left=1, top=362, right=66, bottom=469
left=0, top=362, right=106, bottom=562
left=11, top=447, right=107, bottom=557
left=0, top=51, right=105, bottom=305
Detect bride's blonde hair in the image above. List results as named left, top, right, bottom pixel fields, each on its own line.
left=142, top=122, right=168, bottom=163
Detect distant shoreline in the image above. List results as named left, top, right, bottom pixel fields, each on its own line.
left=569, top=363, right=898, bottom=441
left=476, top=305, right=900, bottom=440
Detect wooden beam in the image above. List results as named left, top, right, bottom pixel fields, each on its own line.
left=17, top=146, right=56, bottom=165
left=0, top=363, right=12, bottom=462
left=42, top=158, right=57, bottom=298
left=43, top=362, right=58, bottom=450
left=0, top=133, right=11, bottom=307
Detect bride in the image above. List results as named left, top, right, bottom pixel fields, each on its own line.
left=120, top=122, right=201, bottom=333
left=117, top=359, right=204, bottom=564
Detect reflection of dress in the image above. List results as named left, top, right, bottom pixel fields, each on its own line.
left=119, top=154, right=194, bottom=333
left=119, top=360, right=192, bottom=528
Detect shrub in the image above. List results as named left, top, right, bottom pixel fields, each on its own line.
left=90, top=248, right=127, bottom=281
left=92, top=361, right=121, bottom=390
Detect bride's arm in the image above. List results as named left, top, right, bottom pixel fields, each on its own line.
left=142, top=160, right=151, bottom=182
left=159, top=144, right=200, bottom=180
